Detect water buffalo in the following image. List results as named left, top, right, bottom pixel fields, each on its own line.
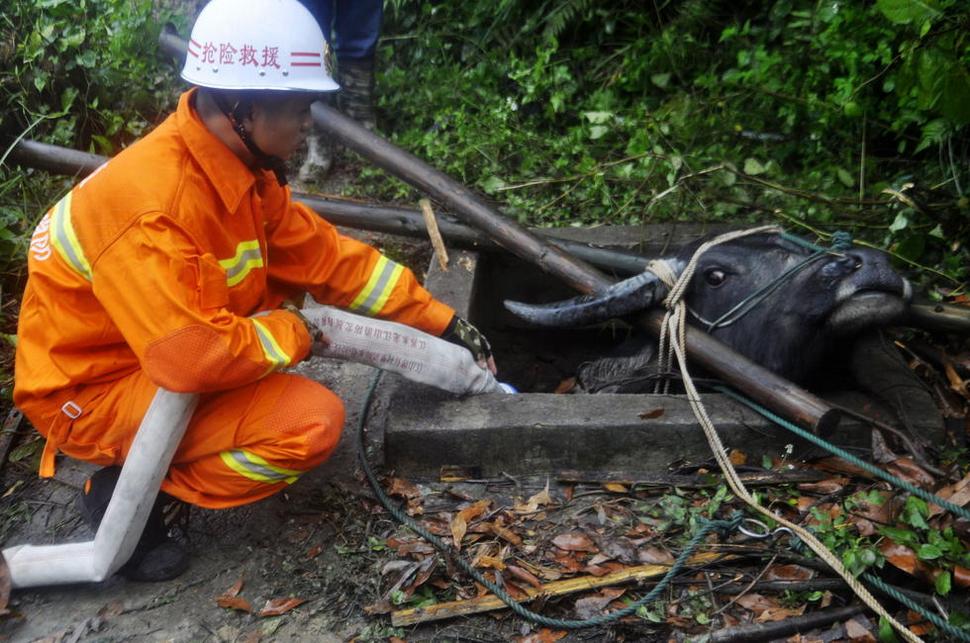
left=503, top=229, right=912, bottom=389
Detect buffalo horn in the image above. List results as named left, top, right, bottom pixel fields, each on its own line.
left=503, top=266, right=674, bottom=327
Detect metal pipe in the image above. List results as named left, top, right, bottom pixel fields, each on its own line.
left=1, top=389, right=198, bottom=587
left=7, top=139, right=105, bottom=177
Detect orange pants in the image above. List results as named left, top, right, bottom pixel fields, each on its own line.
left=22, top=371, right=345, bottom=509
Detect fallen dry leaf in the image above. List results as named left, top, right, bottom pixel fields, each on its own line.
left=954, top=565, right=970, bottom=588
left=845, top=616, right=876, bottom=642
left=729, top=449, right=748, bottom=466
left=451, top=499, right=491, bottom=549
left=389, top=637, right=407, bottom=643
left=490, top=520, right=523, bottom=546
left=797, top=476, right=848, bottom=495
left=475, top=554, right=507, bottom=570
left=514, top=482, right=554, bottom=514
left=929, top=471, right=970, bottom=517
left=514, top=628, right=567, bottom=643
left=754, top=604, right=806, bottom=623
left=735, top=592, right=780, bottom=614
left=639, top=408, right=664, bottom=420
left=387, top=477, right=421, bottom=499
left=637, top=546, right=674, bottom=565
left=216, top=596, right=252, bottom=613
left=885, top=457, right=935, bottom=489
left=306, top=544, right=323, bottom=559
left=602, top=482, right=628, bottom=493
left=552, top=531, right=597, bottom=552
left=257, top=597, right=306, bottom=617
left=764, top=564, right=814, bottom=581
left=878, top=541, right=936, bottom=585
left=574, top=587, right=626, bottom=619
left=507, top=565, right=543, bottom=589
left=223, top=577, right=244, bottom=598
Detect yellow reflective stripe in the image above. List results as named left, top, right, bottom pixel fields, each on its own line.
left=219, top=449, right=302, bottom=484
left=251, top=318, right=290, bottom=369
left=349, top=255, right=404, bottom=315
left=219, top=240, right=264, bottom=287
left=49, top=192, right=92, bottom=281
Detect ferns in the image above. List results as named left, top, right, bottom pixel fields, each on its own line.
left=541, top=0, right=595, bottom=40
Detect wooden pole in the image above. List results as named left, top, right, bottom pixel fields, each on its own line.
left=391, top=551, right=735, bottom=626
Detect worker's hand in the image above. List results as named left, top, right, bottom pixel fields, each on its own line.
left=283, top=303, right=330, bottom=358
left=441, top=315, right=497, bottom=374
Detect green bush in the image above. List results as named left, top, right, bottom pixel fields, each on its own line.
left=369, top=0, right=969, bottom=287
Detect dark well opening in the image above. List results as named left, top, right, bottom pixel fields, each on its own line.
left=472, top=251, right=644, bottom=393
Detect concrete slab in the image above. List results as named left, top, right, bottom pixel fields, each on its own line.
left=384, top=388, right=870, bottom=478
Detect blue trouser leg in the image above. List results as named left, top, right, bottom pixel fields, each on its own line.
left=301, top=0, right=383, bottom=60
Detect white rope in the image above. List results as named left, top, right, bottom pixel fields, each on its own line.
left=648, top=227, right=922, bottom=643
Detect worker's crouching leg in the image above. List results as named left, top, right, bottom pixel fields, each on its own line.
left=162, top=373, right=345, bottom=509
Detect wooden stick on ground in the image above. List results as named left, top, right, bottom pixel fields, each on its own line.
left=391, top=551, right=736, bottom=627
left=419, top=198, right=449, bottom=271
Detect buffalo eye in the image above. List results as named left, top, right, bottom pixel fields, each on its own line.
left=704, top=268, right=727, bottom=287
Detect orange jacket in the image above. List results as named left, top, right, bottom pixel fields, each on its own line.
left=15, top=89, right=455, bottom=411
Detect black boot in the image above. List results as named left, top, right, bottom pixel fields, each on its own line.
left=336, top=55, right=377, bottom=131
left=78, top=466, right=190, bottom=582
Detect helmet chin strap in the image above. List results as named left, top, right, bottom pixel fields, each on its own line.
left=212, top=94, right=289, bottom=186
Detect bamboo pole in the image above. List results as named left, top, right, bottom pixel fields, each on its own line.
left=391, top=551, right=735, bottom=626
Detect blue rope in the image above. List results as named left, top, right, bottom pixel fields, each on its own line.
left=714, top=386, right=970, bottom=522
left=863, top=573, right=970, bottom=641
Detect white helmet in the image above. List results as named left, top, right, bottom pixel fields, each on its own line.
left=181, top=0, right=338, bottom=92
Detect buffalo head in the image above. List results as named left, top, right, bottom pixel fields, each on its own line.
left=503, top=230, right=911, bottom=383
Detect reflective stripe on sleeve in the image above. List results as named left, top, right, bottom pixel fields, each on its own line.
left=251, top=318, right=291, bottom=370
left=219, top=449, right=302, bottom=484
left=349, top=255, right=404, bottom=316
left=219, top=240, right=264, bottom=287
left=49, top=192, right=93, bottom=281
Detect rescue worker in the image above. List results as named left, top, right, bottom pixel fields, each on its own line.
left=13, top=0, right=495, bottom=582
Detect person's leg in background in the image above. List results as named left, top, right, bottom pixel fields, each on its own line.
left=297, top=0, right=383, bottom=182
left=331, top=0, right=383, bottom=130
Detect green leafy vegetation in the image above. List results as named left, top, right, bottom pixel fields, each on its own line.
left=0, top=0, right=188, bottom=273
left=370, top=0, right=969, bottom=291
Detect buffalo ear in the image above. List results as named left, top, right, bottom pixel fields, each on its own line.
left=502, top=269, right=671, bottom=328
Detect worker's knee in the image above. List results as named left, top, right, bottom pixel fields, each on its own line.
left=263, top=375, right=345, bottom=469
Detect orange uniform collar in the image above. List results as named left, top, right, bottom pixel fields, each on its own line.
left=175, top=89, right=275, bottom=214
